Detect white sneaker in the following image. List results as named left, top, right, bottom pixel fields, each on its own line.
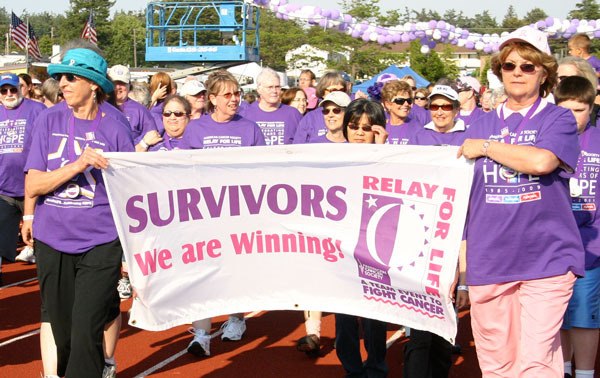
left=15, top=246, right=35, bottom=263
left=102, top=363, right=117, bottom=378
left=187, top=327, right=210, bottom=357
left=220, top=317, right=246, bottom=341
left=117, top=276, right=132, bottom=299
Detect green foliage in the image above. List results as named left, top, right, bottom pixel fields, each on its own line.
left=502, top=5, right=525, bottom=29
left=340, top=0, right=381, bottom=23
left=569, top=0, right=600, bottom=19
left=258, top=9, right=305, bottom=70
left=523, top=8, right=548, bottom=24
left=408, top=41, right=452, bottom=83
left=103, top=11, right=146, bottom=67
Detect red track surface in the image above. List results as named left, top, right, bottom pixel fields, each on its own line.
left=0, top=259, right=523, bottom=377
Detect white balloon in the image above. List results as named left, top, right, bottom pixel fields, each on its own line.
left=425, top=29, right=433, bottom=36
left=370, top=32, right=379, bottom=41
left=433, top=29, right=442, bottom=40
left=457, top=39, right=466, bottom=47
left=475, top=41, right=484, bottom=51
left=420, top=45, right=430, bottom=54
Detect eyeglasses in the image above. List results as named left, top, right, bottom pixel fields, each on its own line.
left=322, top=107, right=343, bottom=115
left=392, top=97, right=412, bottom=105
left=51, top=73, right=78, bottom=82
left=218, top=90, right=242, bottom=100
left=501, top=62, right=537, bottom=74
left=429, top=104, right=454, bottom=111
left=411, top=86, right=417, bottom=91
left=0, top=87, right=19, bottom=95
left=162, top=111, right=188, bottom=118
left=347, top=124, right=373, bottom=132
left=325, top=86, right=345, bottom=93
left=414, top=96, right=427, bottom=101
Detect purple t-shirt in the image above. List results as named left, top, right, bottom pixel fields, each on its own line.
left=409, top=104, right=431, bottom=125
left=150, top=102, right=165, bottom=135
left=239, top=102, right=301, bottom=145
left=24, top=105, right=135, bottom=253
left=571, top=125, right=600, bottom=269
left=587, top=55, right=600, bottom=74
left=179, top=114, right=266, bottom=149
left=457, top=107, right=486, bottom=128
left=386, top=117, right=421, bottom=145
left=293, top=108, right=327, bottom=144
left=294, top=133, right=340, bottom=144
left=463, top=101, right=584, bottom=285
left=149, top=134, right=184, bottom=151
left=120, top=98, right=158, bottom=144
left=0, top=98, right=46, bottom=197
left=413, top=120, right=467, bottom=146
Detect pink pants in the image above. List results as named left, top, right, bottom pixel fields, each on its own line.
left=469, top=272, right=575, bottom=378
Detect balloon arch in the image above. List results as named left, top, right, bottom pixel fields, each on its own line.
left=250, top=0, right=598, bottom=53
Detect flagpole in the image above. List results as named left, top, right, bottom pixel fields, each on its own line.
left=25, top=17, right=29, bottom=73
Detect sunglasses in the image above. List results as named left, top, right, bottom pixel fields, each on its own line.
left=430, top=104, right=454, bottom=112
left=162, top=111, right=188, bottom=118
left=218, top=90, right=242, bottom=100
left=501, top=62, right=537, bottom=74
left=392, top=97, right=412, bottom=105
left=414, top=96, right=427, bottom=101
left=51, top=73, right=78, bottom=82
left=347, top=124, right=372, bottom=132
left=322, top=107, right=343, bottom=115
left=0, top=87, right=18, bottom=95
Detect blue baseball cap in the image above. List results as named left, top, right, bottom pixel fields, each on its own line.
left=0, top=73, right=20, bottom=88
left=47, top=48, right=113, bottom=93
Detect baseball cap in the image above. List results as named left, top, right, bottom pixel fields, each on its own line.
left=499, top=26, right=551, bottom=55
left=108, top=65, right=131, bottom=83
left=376, top=73, right=398, bottom=84
left=456, top=76, right=481, bottom=93
left=428, top=85, right=459, bottom=102
left=319, top=91, right=351, bottom=107
left=181, top=80, right=206, bottom=96
left=0, top=73, right=20, bottom=88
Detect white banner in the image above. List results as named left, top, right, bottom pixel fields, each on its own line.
left=103, top=144, right=473, bottom=342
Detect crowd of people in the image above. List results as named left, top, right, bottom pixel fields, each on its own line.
left=1, top=24, right=600, bottom=378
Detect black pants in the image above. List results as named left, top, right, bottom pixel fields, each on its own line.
left=403, top=329, right=452, bottom=378
left=0, top=194, right=23, bottom=261
left=335, top=314, right=388, bottom=378
left=36, top=238, right=122, bottom=378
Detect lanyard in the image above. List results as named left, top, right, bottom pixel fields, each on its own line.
left=498, top=97, right=542, bottom=144
left=67, top=110, right=102, bottom=162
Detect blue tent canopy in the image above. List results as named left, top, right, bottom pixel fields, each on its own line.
left=352, top=65, right=430, bottom=94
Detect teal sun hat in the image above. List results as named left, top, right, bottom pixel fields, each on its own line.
left=47, top=48, right=114, bottom=94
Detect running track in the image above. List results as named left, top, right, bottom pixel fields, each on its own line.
left=2, top=258, right=585, bottom=377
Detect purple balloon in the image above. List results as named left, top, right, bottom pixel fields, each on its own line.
left=377, top=35, right=386, bottom=45
left=385, top=35, right=394, bottom=44
left=401, top=33, right=410, bottom=43
left=343, top=14, right=353, bottom=23
left=392, top=33, right=401, bottom=43
left=428, top=41, right=436, bottom=49
left=590, top=20, right=597, bottom=28
left=428, top=20, right=437, bottom=29
left=318, top=19, right=327, bottom=27
left=563, top=33, right=572, bottom=39
left=483, top=45, right=492, bottom=54
left=288, top=4, right=300, bottom=11
left=322, top=9, right=331, bottom=18
left=441, top=30, right=449, bottom=38
left=545, top=17, right=554, bottom=26
left=275, top=12, right=283, bottom=19
left=571, top=19, right=580, bottom=26
left=415, top=30, right=425, bottom=38
left=595, top=30, right=600, bottom=38
left=331, top=10, right=340, bottom=19
left=360, top=21, right=369, bottom=31
left=465, top=41, right=475, bottom=49
left=420, top=36, right=429, bottom=45
left=313, top=7, right=321, bottom=15
left=362, top=32, right=371, bottom=42
left=449, top=25, right=455, bottom=32
left=410, top=23, right=416, bottom=31
left=408, top=32, right=416, bottom=40
left=567, top=26, right=577, bottom=33
left=536, top=21, right=546, bottom=29
left=437, top=21, right=446, bottom=29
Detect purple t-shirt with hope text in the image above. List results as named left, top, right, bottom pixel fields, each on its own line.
left=457, top=106, right=486, bottom=128
left=0, top=98, right=46, bottom=197
left=239, top=102, right=301, bottom=145
left=179, top=114, right=266, bottom=149
left=24, top=105, right=135, bottom=253
left=463, top=100, right=584, bottom=285
left=120, top=98, right=158, bottom=144
left=149, top=133, right=184, bottom=151
left=571, top=125, right=600, bottom=269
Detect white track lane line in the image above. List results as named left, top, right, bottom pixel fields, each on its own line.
left=0, top=277, right=38, bottom=290
left=134, top=310, right=262, bottom=377
left=0, top=328, right=40, bottom=347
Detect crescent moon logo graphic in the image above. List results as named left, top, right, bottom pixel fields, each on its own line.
left=366, top=203, right=400, bottom=266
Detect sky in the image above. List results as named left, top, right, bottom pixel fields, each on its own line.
left=2, top=0, right=581, bottom=21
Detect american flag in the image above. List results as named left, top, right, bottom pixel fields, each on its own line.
left=10, top=12, right=28, bottom=50
left=81, top=12, right=97, bottom=45
left=10, top=12, right=42, bottom=61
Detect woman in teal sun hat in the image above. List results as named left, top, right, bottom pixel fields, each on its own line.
left=23, top=40, right=135, bottom=377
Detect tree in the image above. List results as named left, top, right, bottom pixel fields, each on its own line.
left=569, top=0, right=600, bottom=19
left=339, top=0, right=381, bottom=23
left=258, top=9, right=305, bottom=70
left=60, top=0, right=116, bottom=47
left=501, top=5, right=524, bottom=30
left=523, top=8, right=548, bottom=24
left=408, top=41, right=446, bottom=82
left=103, top=11, right=145, bottom=67
left=442, top=9, right=469, bottom=28
left=469, top=11, right=499, bottom=34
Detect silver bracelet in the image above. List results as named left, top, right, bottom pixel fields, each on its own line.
left=23, top=215, right=34, bottom=221
left=457, top=285, right=469, bottom=292
left=139, top=139, right=149, bottom=150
